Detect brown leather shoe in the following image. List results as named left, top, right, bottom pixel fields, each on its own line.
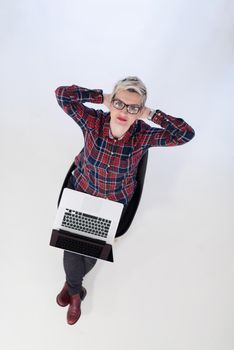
left=67, top=293, right=81, bottom=325
left=56, top=282, right=70, bottom=307
left=56, top=283, right=87, bottom=307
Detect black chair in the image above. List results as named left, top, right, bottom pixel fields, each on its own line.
left=57, top=150, right=148, bottom=237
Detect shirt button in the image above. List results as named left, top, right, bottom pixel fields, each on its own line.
left=111, top=152, right=114, bottom=155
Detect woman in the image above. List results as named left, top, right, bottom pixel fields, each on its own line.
left=54, top=76, right=195, bottom=325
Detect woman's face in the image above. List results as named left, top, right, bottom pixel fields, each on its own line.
left=109, top=90, right=144, bottom=130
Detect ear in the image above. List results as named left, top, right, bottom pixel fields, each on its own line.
left=138, top=106, right=146, bottom=118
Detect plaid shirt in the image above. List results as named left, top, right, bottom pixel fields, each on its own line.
left=55, top=85, right=195, bottom=205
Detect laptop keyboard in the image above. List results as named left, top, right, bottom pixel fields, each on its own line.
left=61, top=209, right=111, bottom=239
left=56, top=235, right=104, bottom=258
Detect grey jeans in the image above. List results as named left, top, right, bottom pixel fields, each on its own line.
left=63, top=250, right=97, bottom=295
left=63, top=175, right=97, bottom=295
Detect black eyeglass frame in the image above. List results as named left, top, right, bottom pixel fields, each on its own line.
left=111, top=98, right=143, bottom=115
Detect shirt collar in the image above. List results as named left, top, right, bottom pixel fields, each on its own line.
left=103, top=113, right=137, bottom=143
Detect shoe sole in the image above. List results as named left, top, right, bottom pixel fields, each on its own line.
left=80, top=287, right=87, bottom=301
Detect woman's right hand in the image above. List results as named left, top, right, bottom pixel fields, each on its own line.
left=103, top=93, right=112, bottom=110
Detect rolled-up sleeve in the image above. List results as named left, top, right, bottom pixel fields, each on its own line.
left=55, top=85, right=104, bottom=131
left=139, top=110, right=195, bottom=147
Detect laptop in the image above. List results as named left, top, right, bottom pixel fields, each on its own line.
left=49, top=188, right=124, bottom=262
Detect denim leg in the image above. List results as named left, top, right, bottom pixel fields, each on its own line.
left=62, top=175, right=97, bottom=295
left=83, top=255, right=97, bottom=275
left=63, top=250, right=97, bottom=296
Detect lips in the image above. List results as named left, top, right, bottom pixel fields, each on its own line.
left=117, top=116, right=127, bottom=122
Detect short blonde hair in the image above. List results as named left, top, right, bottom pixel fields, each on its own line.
left=110, top=76, right=147, bottom=106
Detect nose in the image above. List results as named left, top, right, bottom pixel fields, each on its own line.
left=121, top=106, right=129, bottom=115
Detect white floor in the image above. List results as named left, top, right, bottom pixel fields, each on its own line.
left=1, top=137, right=233, bottom=349
left=1, top=1, right=234, bottom=349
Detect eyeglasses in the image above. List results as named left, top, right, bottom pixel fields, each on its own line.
left=111, top=98, right=142, bottom=115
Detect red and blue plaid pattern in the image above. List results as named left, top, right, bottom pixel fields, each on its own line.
left=55, top=85, right=195, bottom=204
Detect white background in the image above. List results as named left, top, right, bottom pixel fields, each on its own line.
left=1, top=0, right=234, bottom=349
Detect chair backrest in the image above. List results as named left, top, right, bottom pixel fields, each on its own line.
left=115, top=150, right=148, bottom=237
left=57, top=150, right=148, bottom=237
